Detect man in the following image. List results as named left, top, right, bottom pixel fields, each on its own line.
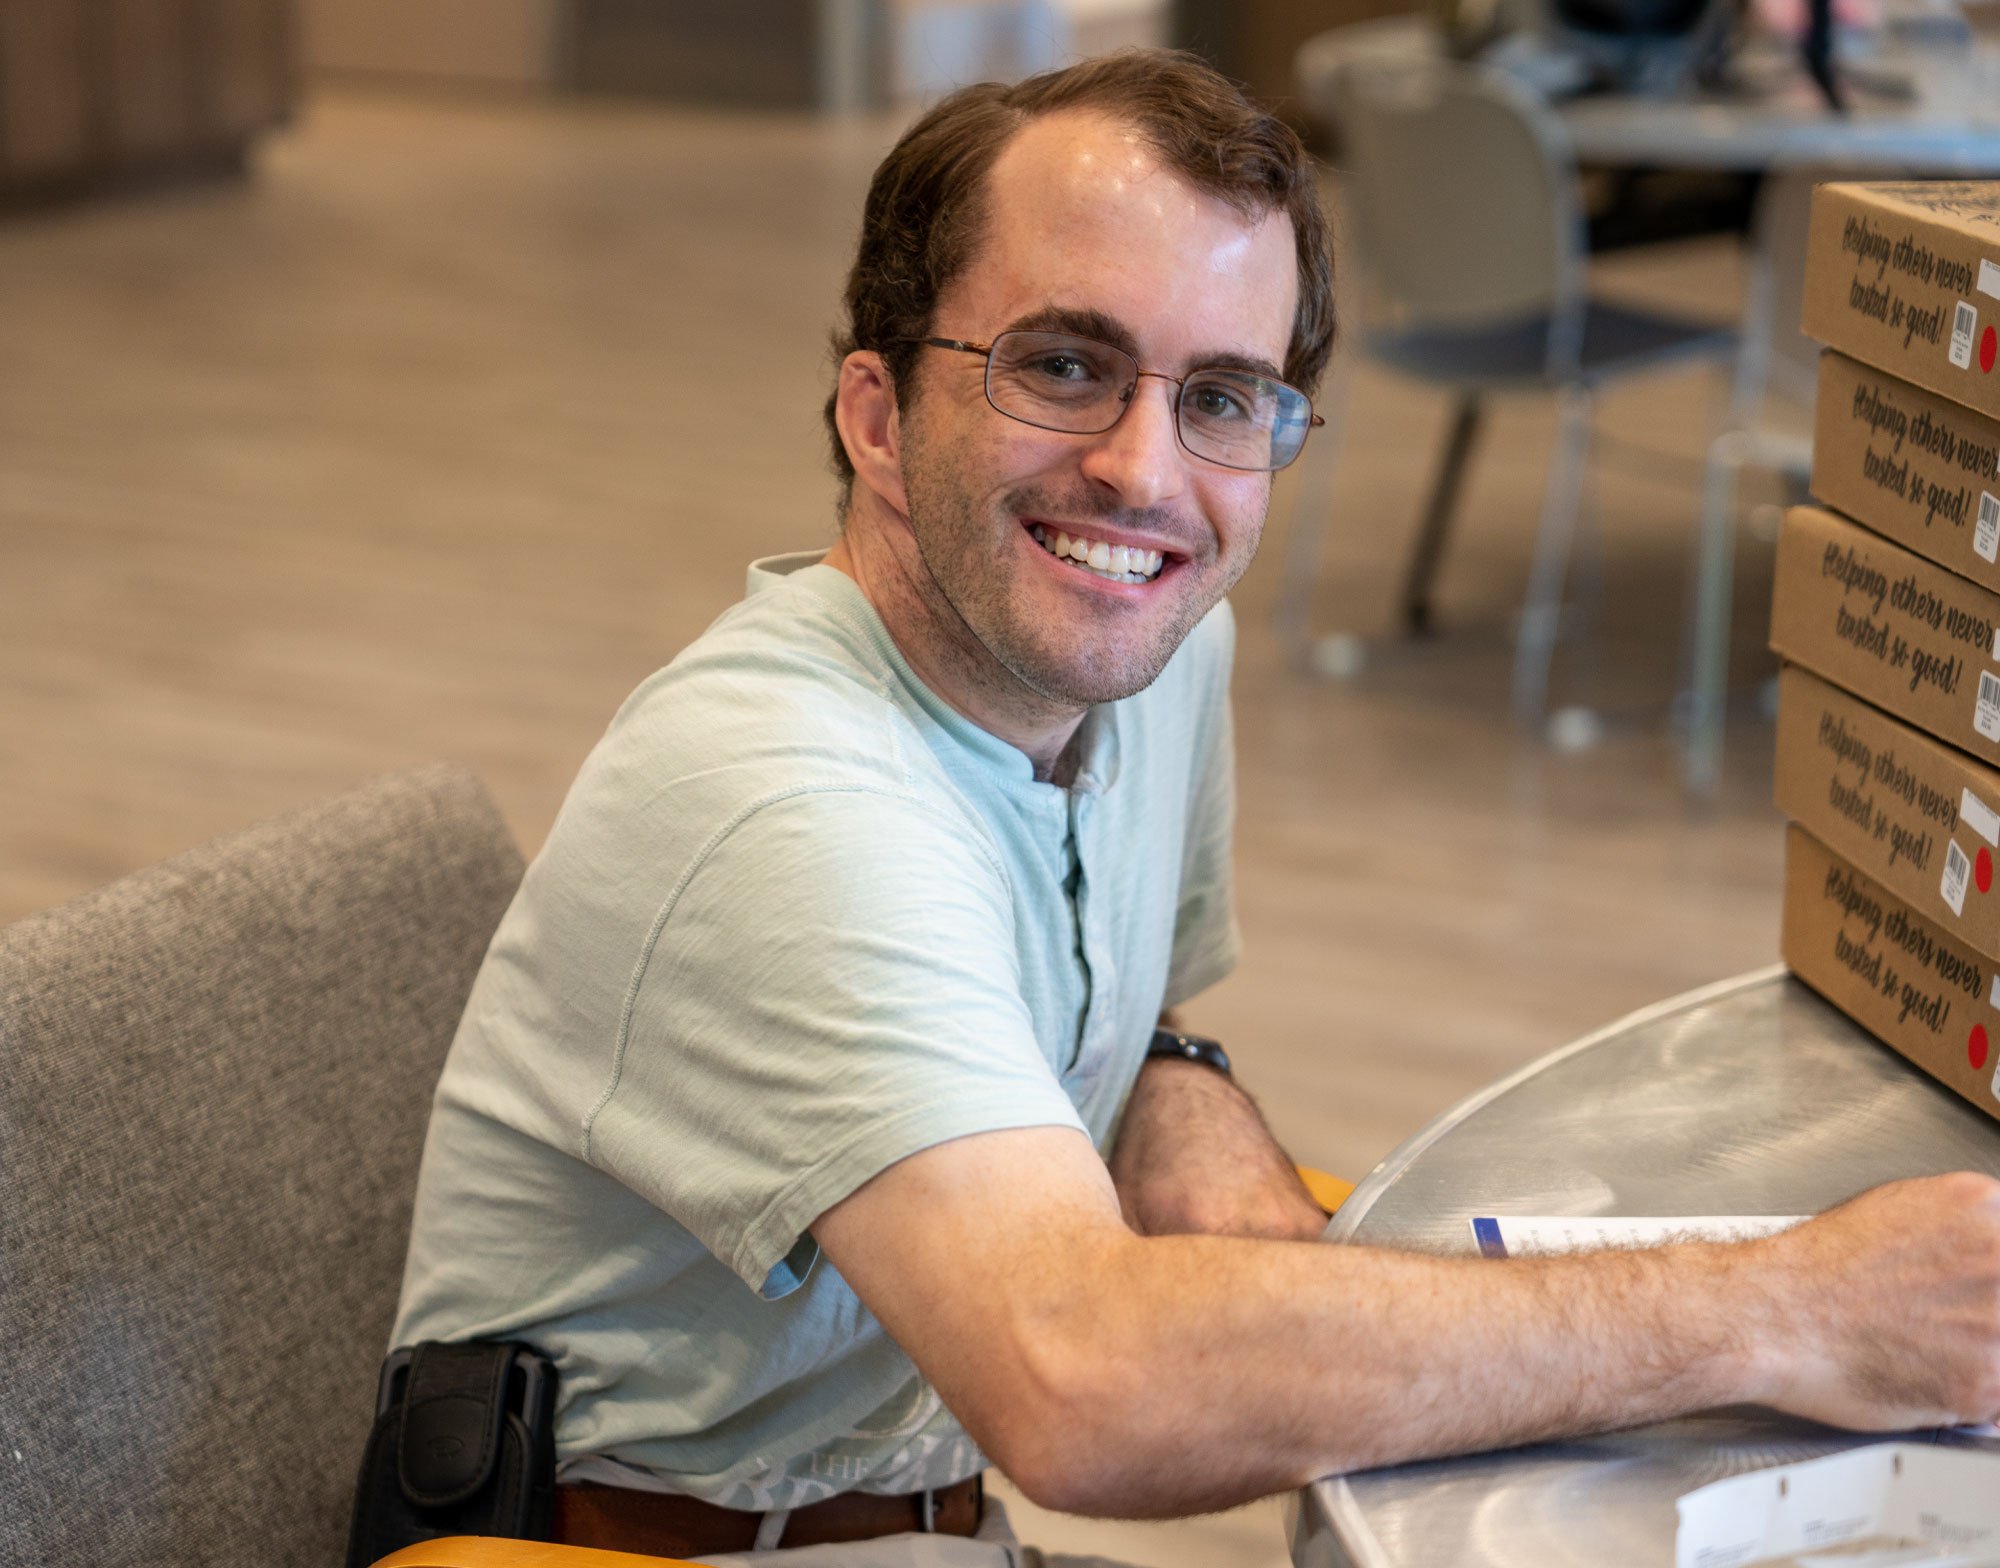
left=391, top=47, right=2000, bottom=1565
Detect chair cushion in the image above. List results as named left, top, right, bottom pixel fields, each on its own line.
left=1368, top=299, right=1734, bottom=389
left=0, top=766, right=523, bottom=1567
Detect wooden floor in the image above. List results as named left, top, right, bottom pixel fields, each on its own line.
left=0, top=85, right=1792, bottom=1565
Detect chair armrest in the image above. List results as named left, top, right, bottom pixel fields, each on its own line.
left=1297, top=1165, right=1354, bottom=1216
left=372, top=1539, right=693, bottom=1568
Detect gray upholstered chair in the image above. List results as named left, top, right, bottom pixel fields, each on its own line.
left=0, top=767, right=524, bottom=1567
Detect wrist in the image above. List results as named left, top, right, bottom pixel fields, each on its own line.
left=1722, top=1231, right=1816, bottom=1409
left=1688, top=1235, right=1798, bottom=1408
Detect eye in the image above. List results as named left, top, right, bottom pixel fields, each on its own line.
left=1187, top=379, right=1254, bottom=423
left=1025, top=350, right=1104, bottom=385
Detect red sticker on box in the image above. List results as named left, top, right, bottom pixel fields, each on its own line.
left=1972, top=1025, right=1990, bottom=1070
left=1981, top=847, right=1994, bottom=893
left=1982, top=326, right=1996, bottom=373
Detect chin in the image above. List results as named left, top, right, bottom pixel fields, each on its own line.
left=1012, top=649, right=1174, bottom=707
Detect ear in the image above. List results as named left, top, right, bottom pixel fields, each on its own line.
left=834, top=350, right=910, bottom=518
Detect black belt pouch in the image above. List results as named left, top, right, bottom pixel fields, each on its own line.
left=345, top=1340, right=557, bottom=1568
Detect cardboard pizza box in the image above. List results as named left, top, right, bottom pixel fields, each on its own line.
left=1770, top=505, right=2000, bottom=765
left=1775, top=665, right=2000, bottom=951
left=1812, top=349, right=2000, bottom=592
left=1803, top=182, right=2000, bottom=420
left=1783, top=823, right=2000, bottom=1126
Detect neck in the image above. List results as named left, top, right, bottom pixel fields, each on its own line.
left=824, top=506, right=1087, bottom=782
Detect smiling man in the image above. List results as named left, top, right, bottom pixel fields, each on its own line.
left=386, top=47, right=2000, bottom=1568
left=821, top=99, right=1303, bottom=766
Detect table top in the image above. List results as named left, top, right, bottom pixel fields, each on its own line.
left=1560, top=82, right=2000, bottom=172
left=1299, top=18, right=2000, bottom=172
left=1287, top=967, right=2000, bottom=1568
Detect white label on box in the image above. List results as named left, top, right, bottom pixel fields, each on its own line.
left=1993, top=1058, right=2000, bottom=1101
left=1981, top=259, right=2000, bottom=300
left=1954, top=300, right=1979, bottom=368
left=1979, top=670, right=2000, bottom=739
left=1980, top=493, right=2000, bottom=563
left=1967, top=789, right=2000, bottom=846
left=1989, top=971, right=2000, bottom=1008
left=1945, top=838, right=1973, bottom=914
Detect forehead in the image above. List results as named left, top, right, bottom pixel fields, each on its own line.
left=943, top=111, right=1298, bottom=369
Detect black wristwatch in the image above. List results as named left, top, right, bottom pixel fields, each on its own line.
left=1146, top=1027, right=1232, bottom=1076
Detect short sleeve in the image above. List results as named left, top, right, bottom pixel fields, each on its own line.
left=1163, top=601, right=1240, bottom=1008
left=581, top=785, right=1089, bottom=1298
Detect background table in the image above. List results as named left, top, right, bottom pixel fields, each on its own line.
left=1298, top=19, right=2000, bottom=173
left=1286, top=967, right=2000, bottom=1568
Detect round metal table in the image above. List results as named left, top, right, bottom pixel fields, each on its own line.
left=1286, top=967, right=2000, bottom=1568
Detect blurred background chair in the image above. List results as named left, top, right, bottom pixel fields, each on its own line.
left=1277, top=43, right=1737, bottom=732
left=0, top=766, right=522, bottom=1567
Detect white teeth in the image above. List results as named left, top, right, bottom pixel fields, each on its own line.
left=1029, top=524, right=1167, bottom=583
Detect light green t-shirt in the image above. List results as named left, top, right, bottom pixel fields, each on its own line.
left=392, top=552, right=1239, bottom=1511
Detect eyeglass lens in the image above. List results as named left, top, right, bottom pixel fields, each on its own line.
left=982, top=330, right=1311, bottom=471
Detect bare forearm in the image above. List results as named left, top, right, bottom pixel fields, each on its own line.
left=1014, top=1230, right=1766, bottom=1516
left=819, top=1130, right=2000, bottom=1523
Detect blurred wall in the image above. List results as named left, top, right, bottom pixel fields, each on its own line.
left=299, top=0, right=1163, bottom=106
left=301, top=0, right=561, bottom=86
left=0, top=0, right=296, bottom=197
left=1174, top=0, right=1420, bottom=124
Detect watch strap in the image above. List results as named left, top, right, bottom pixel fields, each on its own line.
left=1146, top=1027, right=1232, bottom=1076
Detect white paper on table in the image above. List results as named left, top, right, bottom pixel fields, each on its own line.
left=1675, top=1444, right=2000, bottom=1568
left=1469, top=1214, right=1808, bottom=1258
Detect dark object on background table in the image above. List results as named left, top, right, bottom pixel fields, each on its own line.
left=1544, top=0, right=1739, bottom=92
left=1803, top=0, right=1845, bottom=110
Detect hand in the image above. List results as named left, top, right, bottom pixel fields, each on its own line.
left=1108, top=1057, right=1327, bottom=1242
left=1755, top=1172, right=2000, bottom=1430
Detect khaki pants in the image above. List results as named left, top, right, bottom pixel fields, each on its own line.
left=692, top=1496, right=1145, bottom=1568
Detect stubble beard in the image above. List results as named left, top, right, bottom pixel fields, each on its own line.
left=899, top=447, right=1237, bottom=713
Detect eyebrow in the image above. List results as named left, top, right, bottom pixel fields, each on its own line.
left=1000, top=305, right=1288, bottom=384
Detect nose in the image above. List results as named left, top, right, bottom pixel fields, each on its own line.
left=1077, top=373, right=1190, bottom=510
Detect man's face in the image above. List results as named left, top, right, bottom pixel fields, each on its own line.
left=887, top=112, right=1300, bottom=710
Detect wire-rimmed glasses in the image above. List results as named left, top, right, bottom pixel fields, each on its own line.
left=903, top=330, right=1323, bottom=472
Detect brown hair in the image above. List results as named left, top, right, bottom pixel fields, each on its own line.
left=824, top=48, right=1335, bottom=483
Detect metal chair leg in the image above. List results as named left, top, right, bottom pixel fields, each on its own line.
left=1400, top=393, right=1483, bottom=635
left=1685, top=430, right=1747, bottom=799
left=1512, top=385, right=1595, bottom=728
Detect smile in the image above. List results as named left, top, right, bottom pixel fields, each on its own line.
left=1029, top=524, right=1167, bottom=585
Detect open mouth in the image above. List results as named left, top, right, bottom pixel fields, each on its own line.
left=1028, top=523, right=1167, bottom=585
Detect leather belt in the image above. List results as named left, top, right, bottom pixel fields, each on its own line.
left=552, top=1473, right=984, bottom=1557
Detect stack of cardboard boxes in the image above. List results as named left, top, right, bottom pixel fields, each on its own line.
left=1774, top=183, right=2000, bottom=1124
